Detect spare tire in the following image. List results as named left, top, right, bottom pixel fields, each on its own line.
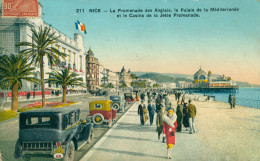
left=92, top=113, right=104, bottom=125
left=112, top=103, right=120, bottom=110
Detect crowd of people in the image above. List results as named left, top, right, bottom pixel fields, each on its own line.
left=137, top=90, right=197, bottom=159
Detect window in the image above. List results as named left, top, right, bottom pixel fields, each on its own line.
left=68, top=51, right=71, bottom=63
left=74, top=53, right=76, bottom=64
left=26, top=117, right=51, bottom=126
left=62, top=48, right=66, bottom=61
left=80, top=55, right=82, bottom=70
left=0, top=30, right=20, bottom=53
left=55, top=45, right=60, bottom=59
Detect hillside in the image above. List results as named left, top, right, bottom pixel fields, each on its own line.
left=138, top=73, right=192, bottom=83
left=134, top=72, right=260, bottom=87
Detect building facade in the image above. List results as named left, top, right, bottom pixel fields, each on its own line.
left=107, top=70, right=119, bottom=89
left=119, top=67, right=132, bottom=87
left=193, top=67, right=236, bottom=88
left=86, top=49, right=99, bottom=91
left=0, top=3, right=86, bottom=98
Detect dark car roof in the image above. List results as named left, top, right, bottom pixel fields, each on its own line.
left=20, top=107, right=80, bottom=116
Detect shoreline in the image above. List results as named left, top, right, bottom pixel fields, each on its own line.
left=183, top=93, right=260, bottom=109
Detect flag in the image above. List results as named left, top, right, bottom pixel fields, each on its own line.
left=75, top=20, right=87, bottom=34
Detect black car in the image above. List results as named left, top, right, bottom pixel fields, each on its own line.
left=15, top=107, right=94, bottom=161
left=110, top=95, right=126, bottom=113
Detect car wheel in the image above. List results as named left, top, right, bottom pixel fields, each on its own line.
left=112, top=103, right=120, bottom=110
left=92, top=113, right=104, bottom=125
left=63, top=141, right=75, bottom=161
left=88, top=129, right=94, bottom=144
left=126, top=98, right=131, bottom=103
left=22, top=155, right=31, bottom=161
left=14, top=140, right=22, bottom=158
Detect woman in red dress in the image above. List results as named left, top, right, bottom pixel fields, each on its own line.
left=163, top=109, right=177, bottom=159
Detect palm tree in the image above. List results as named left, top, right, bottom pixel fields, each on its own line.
left=0, top=54, right=39, bottom=111
left=17, top=26, right=65, bottom=107
left=47, top=67, right=84, bottom=103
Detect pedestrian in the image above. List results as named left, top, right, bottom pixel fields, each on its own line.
left=176, top=101, right=183, bottom=132
left=156, top=106, right=165, bottom=141
left=181, top=93, right=186, bottom=105
left=186, top=99, right=196, bottom=134
left=138, top=100, right=146, bottom=126
left=177, top=92, right=181, bottom=101
left=228, top=94, right=233, bottom=109
left=141, top=92, right=145, bottom=101
left=174, top=91, right=178, bottom=101
left=232, top=94, right=236, bottom=108
left=165, top=94, right=169, bottom=109
left=148, top=100, right=155, bottom=125
left=163, top=109, right=177, bottom=159
left=182, top=102, right=189, bottom=130
left=155, top=95, right=162, bottom=113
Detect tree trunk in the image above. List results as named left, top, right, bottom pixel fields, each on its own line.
left=11, top=83, right=18, bottom=111
left=40, top=56, right=45, bottom=108
left=62, top=86, right=67, bottom=103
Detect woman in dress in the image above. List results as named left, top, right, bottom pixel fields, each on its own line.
left=163, top=109, right=177, bottom=159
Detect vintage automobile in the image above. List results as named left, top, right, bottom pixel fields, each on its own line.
left=14, top=108, right=94, bottom=161
left=124, top=93, right=135, bottom=103
left=86, top=100, right=117, bottom=127
left=110, top=95, right=126, bottom=113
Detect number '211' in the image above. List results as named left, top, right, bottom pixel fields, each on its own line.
left=76, top=9, right=84, bottom=13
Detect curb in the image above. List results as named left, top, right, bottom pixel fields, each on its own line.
left=0, top=102, right=83, bottom=125
left=79, top=102, right=138, bottom=161
left=0, top=115, right=19, bottom=125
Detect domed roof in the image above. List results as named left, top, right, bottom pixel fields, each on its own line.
left=194, top=68, right=207, bottom=80
left=87, top=48, right=94, bottom=56
left=121, top=66, right=126, bottom=73
left=208, top=70, right=212, bottom=75
left=128, top=69, right=131, bottom=73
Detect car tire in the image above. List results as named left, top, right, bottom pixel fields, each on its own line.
left=14, top=140, right=22, bottom=158
left=112, top=103, right=120, bottom=110
left=87, top=129, right=94, bottom=144
left=22, top=155, right=31, bottom=161
left=126, top=98, right=131, bottom=103
left=92, top=113, right=104, bottom=125
left=63, top=141, right=74, bottom=161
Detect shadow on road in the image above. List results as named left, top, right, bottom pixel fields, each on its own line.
left=94, top=147, right=166, bottom=159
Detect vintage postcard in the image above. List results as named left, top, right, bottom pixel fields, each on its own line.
left=0, top=0, right=259, bottom=161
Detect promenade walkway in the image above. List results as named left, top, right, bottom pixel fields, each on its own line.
left=80, top=102, right=218, bottom=161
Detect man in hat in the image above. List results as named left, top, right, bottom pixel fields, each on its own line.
left=156, top=106, right=165, bottom=141
left=176, top=101, right=183, bottom=132
left=147, top=100, right=155, bottom=125
left=138, top=100, right=146, bottom=126
left=186, top=99, right=196, bottom=134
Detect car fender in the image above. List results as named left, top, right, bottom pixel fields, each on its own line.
left=64, top=134, right=77, bottom=152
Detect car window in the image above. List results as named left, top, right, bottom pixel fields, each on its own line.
left=94, top=104, right=102, bottom=108
left=26, top=117, right=51, bottom=126
left=70, top=113, right=75, bottom=124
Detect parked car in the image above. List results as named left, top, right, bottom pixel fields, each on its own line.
left=14, top=108, right=94, bottom=161
left=110, top=95, right=126, bottom=113
left=86, top=100, right=117, bottom=127
left=96, top=90, right=108, bottom=96
left=124, top=93, right=135, bottom=103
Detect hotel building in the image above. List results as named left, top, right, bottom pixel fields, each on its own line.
left=0, top=3, right=87, bottom=99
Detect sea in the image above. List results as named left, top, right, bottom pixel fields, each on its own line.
left=198, top=88, right=260, bottom=109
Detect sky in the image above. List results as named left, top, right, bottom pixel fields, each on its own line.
left=39, top=0, right=260, bottom=85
